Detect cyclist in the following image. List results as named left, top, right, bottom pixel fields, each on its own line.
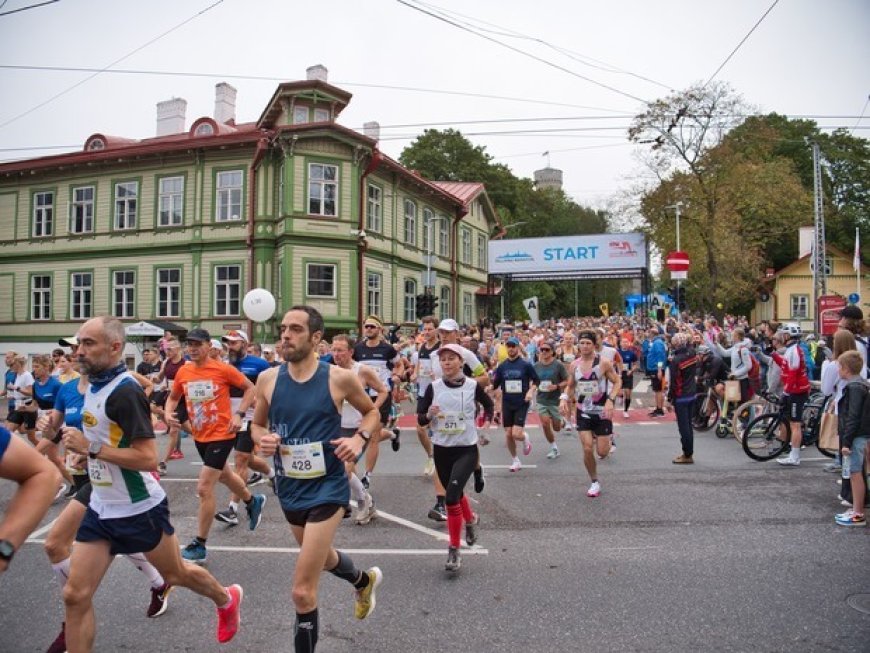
left=713, top=328, right=755, bottom=404
left=770, top=323, right=811, bottom=466
left=696, top=345, right=728, bottom=400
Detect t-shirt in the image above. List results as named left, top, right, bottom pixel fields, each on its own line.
left=353, top=340, right=401, bottom=392
left=493, top=357, right=539, bottom=405
left=0, top=425, right=11, bottom=462
left=33, top=375, right=63, bottom=410
left=4, top=370, right=15, bottom=411
left=170, top=359, right=248, bottom=442
left=534, top=360, right=568, bottom=405
left=11, top=371, right=34, bottom=409
left=136, top=361, right=161, bottom=377
left=229, top=355, right=271, bottom=398
left=54, top=378, right=84, bottom=429
left=618, top=348, right=638, bottom=372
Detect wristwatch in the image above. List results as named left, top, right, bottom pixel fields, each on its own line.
left=0, top=539, right=15, bottom=563
left=236, top=410, right=246, bottom=417
left=88, top=441, right=103, bottom=460
left=356, top=430, right=372, bottom=443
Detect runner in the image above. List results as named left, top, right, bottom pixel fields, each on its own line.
left=5, top=354, right=37, bottom=446
left=417, top=344, right=494, bottom=572
left=252, top=306, right=383, bottom=653
left=411, top=315, right=440, bottom=477
left=557, top=332, right=579, bottom=430
left=153, top=338, right=187, bottom=473
left=331, top=334, right=388, bottom=525
left=164, top=328, right=267, bottom=563
left=561, top=330, right=622, bottom=497
left=533, top=340, right=569, bottom=460
left=616, top=336, right=639, bottom=418
left=59, top=316, right=243, bottom=650
left=214, top=329, right=274, bottom=527
left=492, top=337, right=539, bottom=472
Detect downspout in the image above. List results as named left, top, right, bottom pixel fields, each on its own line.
left=247, top=131, right=273, bottom=338
left=357, top=149, right=383, bottom=330
left=451, top=205, right=469, bottom=319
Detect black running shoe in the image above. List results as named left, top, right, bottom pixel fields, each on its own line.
left=390, top=427, right=401, bottom=452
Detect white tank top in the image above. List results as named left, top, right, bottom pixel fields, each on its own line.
left=83, top=372, right=165, bottom=519
left=341, top=363, right=364, bottom=429
left=429, top=377, right=479, bottom=447
left=574, top=356, right=609, bottom=416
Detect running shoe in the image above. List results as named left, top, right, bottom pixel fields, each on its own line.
left=246, top=472, right=265, bottom=487
left=835, top=512, right=866, bottom=527
left=353, top=492, right=376, bottom=525
left=214, top=507, right=239, bottom=526
left=509, top=459, right=521, bottom=473
left=390, top=427, right=401, bottom=452
left=776, top=455, right=800, bottom=467
left=445, top=546, right=461, bottom=572
left=672, top=454, right=693, bottom=464
left=246, top=494, right=266, bottom=530
left=147, top=583, right=173, bottom=618
left=154, top=421, right=168, bottom=435
left=182, top=539, right=207, bottom=564
left=473, top=467, right=485, bottom=493
left=609, top=442, right=617, bottom=455
left=623, top=410, right=630, bottom=418
left=46, top=623, right=65, bottom=653
left=586, top=481, right=601, bottom=498
left=836, top=509, right=855, bottom=521
left=361, top=473, right=371, bottom=490
left=216, top=584, right=243, bottom=643
left=563, top=422, right=574, bottom=432
left=648, top=408, right=665, bottom=418
left=354, top=567, right=383, bottom=619
left=522, top=433, right=532, bottom=456
left=428, top=503, right=447, bottom=522
left=63, top=483, right=78, bottom=499
left=823, top=462, right=842, bottom=473
left=546, top=446, right=560, bottom=460
left=157, top=462, right=167, bottom=476
left=53, top=483, right=68, bottom=502
left=840, top=498, right=853, bottom=507
left=169, top=449, right=184, bottom=460
left=465, top=514, right=480, bottom=546
left=423, top=457, right=435, bottom=477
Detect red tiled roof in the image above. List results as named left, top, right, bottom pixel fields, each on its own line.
left=432, top=181, right=485, bottom=205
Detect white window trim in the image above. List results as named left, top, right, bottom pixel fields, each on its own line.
left=33, top=191, right=53, bottom=238
left=214, top=264, right=242, bottom=317
left=158, top=176, right=184, bottom=227
left=366, top=184, right=382, bottom=233
left=31, top=275, right=51, bottom=321
left=366, top=272, right=382, bottom=318
left=463, top=291, right=473, bottom=326
left=306, top=263, right=337, bottom=299
left=156, top=268, right=181, bottom=318
left=216, top=170, right=244, bottom=222
left=114, top=181, right=138, bottom=231
left=70, top=272, right=93, bottom=320
left=404, top=199, right=417, bottom=246
left=438, top=218, right=449, bottom=256
left=403, top=278, right=417, bottom=323
left=70, top=186, right=95, bottom=234
left=790, top=294, right=809, bottom=319
left=308, top=163, right=338, bottom=217
left=113, top=270, right=135, bottom=318
left=477, top=233, right=486, bottom=268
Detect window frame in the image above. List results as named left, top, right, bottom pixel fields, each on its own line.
left=460, top=227, right=472, bottom=263
left=305, top=262, right=337, bottom=299
left=403, top=199, right=417, bottom=246
left=440, top=286, right=451, bottom=319
left=366, top=183, right=382, bottom=233
left=213, top=264, right=243, bottom=317
left=32, top=189, right=54, bottom=238
left=307, top=162, right=338, bottom=217
left=69, top=270, right=94, bottom=321
left=477, top=233, right=486, bottom=268
left=366, top=272, right=382, bottom=318
left=30, top=273, right=52, bottom=321
left=438, top=216, right=450, bottom=257
left=215, top=169, right=244, bottom=222
left=155, top=267, right=182, bottom=319
left=69, top=184, right=96, bottom=235
left=293, top=106, right=309, bottom=124
left=403, top=278, right=417, bottom=323
left=422, top=207, right=434, bottom=252
left=113, top=180, right=139, bottom=231
left=112, top=269, right=136, bottom=319
left=462, top=291, right=473, bottom=326
left=790, top=294, right=809, bottom=319
left=156, top=174, right=185, bottom=228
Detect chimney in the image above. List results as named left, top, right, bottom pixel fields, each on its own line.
left=214, top=82, right=237, bottom=125
left=363, top=121, right=380, bottom=142
left=306, top=64, right=328, bottom=82
left=798, top=226, right=813, bottom=259
left=156, top=98, right=187, bottom=136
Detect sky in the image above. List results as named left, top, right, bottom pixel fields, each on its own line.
left=0, top=0, right=867, bottom=213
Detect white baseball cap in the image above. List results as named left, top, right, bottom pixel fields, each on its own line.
left=222, top=329, right=249, bottom=343
left=439, top=318, right=460, bottom=332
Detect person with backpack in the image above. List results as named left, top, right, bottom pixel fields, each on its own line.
left=834, top=350, right=869, bottom=527
left=798, top=337, right=817, bottom=382
left=713, top=328, right=756, bottom=403
left=770, top=323, right=811, bottom=466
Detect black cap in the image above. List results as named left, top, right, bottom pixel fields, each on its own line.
left=186, top=327, right=211, bottom=343
left=839, top=305, right=864, bottom=320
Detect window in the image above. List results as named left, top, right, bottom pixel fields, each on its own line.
left=156, top=268, right=181, bottom=318
left=790, top=294, right=809, bottom=319
left=313, top=108, right=330, bottom=122
left=404, top=278, right=417, bottom=323
left=113, top=270, right=135, bottom=318
left=70, top=186, right=94, bottom=234
left=403, top=199, right=417, bottom=245
left=422, top=208, right=433, bottom=252
left=70, top=272, right=93, bottom=320
left=194, top=122, right=214, bottom=136
left=216, top=170, right=243, bottom=221
left=215, top=265, right=242, bottom=316
left=158, top=176, right=184, bottom=226
left=114, top=181, right=138, bottom=230
left=477, top=233, right=486, bottom=268
left=31, top=275, right=51, bottom=320
left=463, top=291, right=473, bottom=326
left=439, top=286, right=451, bottom=319
left=293, top=106, right=309, bottom=124
left=33, top=191, right=53, bottom=237
left=461, top=228, right=472, bottom=263
left=438, top=217, right=450, bottom=256
left=308, top=163, right=337, bottom=216
left=366, top=184, right=382, bottom=233
left=306, top=263, right=336, bottom=298
left=366, top=272, right=382, bottom=317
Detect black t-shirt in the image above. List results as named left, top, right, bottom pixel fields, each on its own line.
left=106, top=380, right=155, bottom=440
left=136, top=361, right=161, bottom=376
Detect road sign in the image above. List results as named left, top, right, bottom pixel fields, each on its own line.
left=665, top=250, right=690, bottom=272
left=848, top=292, right=860, bottom=304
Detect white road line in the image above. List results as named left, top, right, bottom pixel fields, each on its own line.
left=26, top=517, right=58, bottom=542
left=482, top=464, right=538, bottom=469
left=635, top=421, right=659, bottom=426
left=373, top=506, right=451, bottom=541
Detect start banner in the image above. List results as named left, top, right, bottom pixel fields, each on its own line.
left=488, top=233, right=647, bottom=275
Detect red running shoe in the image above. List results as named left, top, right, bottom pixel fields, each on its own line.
left=46, top=622, right=65, bottom=653
left=169, top=450, right=184, bottom=460
left=217, top=584, right=243, bottom=643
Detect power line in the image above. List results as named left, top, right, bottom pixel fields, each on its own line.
left=395, top=0, right=649, bottom=105
left=0, top=0, right=59, bottom=18
left=704, top=0, right=779, bottom=87
left=0, top=0, right=225, bottom=131
left=852, top=94, right=870, bottom=134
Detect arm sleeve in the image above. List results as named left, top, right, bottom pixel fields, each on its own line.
left=417, top=384, right=435, bottom=426
left=492, top=366, right=503, bottom=390
left=475, top=383, right=494, bottom=419
left=106, top=381, right=155, bottom=439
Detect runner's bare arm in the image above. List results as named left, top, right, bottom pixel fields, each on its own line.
left=359, top=366, right=388, bottom=410
left=61, top=427, right=159, bottom=471
left=251, top=367, right=279, bottom=455
left=329, top=367, right=378, bottom=462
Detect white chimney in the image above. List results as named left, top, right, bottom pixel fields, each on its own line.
left=156, top=98, right=187, bottom=136
left=214, top=82, right=237, bottom=125
left=306, top=64, right=328, bottom=82
left=799, top=226, right=813, bottom=259
left=363, top=121, right=380, bottom=142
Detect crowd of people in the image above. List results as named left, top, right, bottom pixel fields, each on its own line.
left=0, top=303, right=868, bottom=652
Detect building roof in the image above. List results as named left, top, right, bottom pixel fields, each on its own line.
left=761, top=244, right=868, bottom=284
left=432, top=181, right=485, bottom=204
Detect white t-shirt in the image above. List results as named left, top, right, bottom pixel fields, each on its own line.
left=12, top=371, right=34, bottom=409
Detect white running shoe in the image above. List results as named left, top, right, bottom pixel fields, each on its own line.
left=522, top=435, right=532, bottom=456
left=353, top=492, right=376, bottom=525
left=509, top=459, right=522, bottom=472
left=586, top=481, right=601, bottom=498
left=623, top=410, right=629, bottom=418
left=546, top=446, right=560, bottom=460
left=423, top=457, right=435, bottom=477
left=776, top=455, right=800, bottom=467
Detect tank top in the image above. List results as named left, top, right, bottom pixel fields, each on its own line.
left=340, top=363, right=364, bottom=429
left=574, top=355, right=609, bottom=416
left=415, top=341, right=440, bottom=397
left=429, top=377, right=479, bottom=447
left=268, top=361, right=347, bottom=510
left=559, top=347, right=577, bottom=364
left=162, top=356, right=186, bottom=392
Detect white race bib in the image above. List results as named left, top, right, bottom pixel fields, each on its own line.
left=88, top=458, right=113, bottom=487
left=562, top=353, right=576, bottom=363
left=280, top=442, right=327, bottom=479
left=436, top=411, right=466, bottom=436
left=505, top=379, right=523, bottom=394
left=186, top=380, right=215, bottom=403
left=576, top=380, right=598, bottom=396
left=539, top=380, right=554, bottom=392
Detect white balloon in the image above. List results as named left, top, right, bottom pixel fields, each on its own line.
left=243, top=288, right=276, bottom=322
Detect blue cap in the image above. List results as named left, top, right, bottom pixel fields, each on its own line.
left=506, top=337, right=520, bottom=346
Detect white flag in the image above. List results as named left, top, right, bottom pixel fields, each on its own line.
left=854, top=227, right=861, bottom=272
left=522, top=297, right=540, bottom=326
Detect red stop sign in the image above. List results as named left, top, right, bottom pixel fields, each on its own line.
left=666, top=251, right=690, bottom=272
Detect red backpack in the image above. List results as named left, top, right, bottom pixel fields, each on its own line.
left=740, top=346, right=762, bottom=394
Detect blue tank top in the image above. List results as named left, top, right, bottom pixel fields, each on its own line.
left=269, top=361, right=347, bottom=510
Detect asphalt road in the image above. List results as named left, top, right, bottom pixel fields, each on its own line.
left=1, top=403, right=868, bottom=653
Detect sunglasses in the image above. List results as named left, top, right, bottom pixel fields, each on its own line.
left=539, top=347, right=553, bottom=352
left=364, top=324, right=378, bottom=329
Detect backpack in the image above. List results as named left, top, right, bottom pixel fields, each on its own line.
left=739, top=346, right=762, bottom=394
left=798, top=341, right=816, bottom=379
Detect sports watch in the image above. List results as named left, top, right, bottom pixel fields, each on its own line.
left=0, top=539, right=15, bottom=563
left=88, top=441, right=103, bottom=459
left=356, top=430, right=372, bottom=443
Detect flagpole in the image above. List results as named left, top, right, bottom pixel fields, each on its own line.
left=856, top=227, right=861, bottom=301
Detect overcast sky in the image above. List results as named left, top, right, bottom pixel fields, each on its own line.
left=1, top=0, right=867, bottom=211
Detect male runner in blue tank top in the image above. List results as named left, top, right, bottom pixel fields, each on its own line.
left=252, top=306, right=383, bottom=653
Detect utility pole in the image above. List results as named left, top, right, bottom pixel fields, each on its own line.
left=811, top=141, right=827, bottom=333
left=666, top=201, right=683, bottom=315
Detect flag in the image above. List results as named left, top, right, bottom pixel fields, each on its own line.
left=522, top=297, right=540, bottom=325
left=854, top=227, right=861, bottom=272
left=542, top=151, right=549, bottom=157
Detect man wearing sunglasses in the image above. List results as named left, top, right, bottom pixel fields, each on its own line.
left=533, top=341, right=569, bottom=460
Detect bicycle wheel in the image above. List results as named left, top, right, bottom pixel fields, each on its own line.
left=692, top=393, right=719, bottom=431
left=741, top=413, right=790, bottom=461
left=732, top=397, right=763, bottom=443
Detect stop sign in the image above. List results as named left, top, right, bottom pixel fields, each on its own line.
left=666, top=250, right=690, bottom=272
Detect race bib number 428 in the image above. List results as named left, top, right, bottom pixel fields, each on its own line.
left=280, top=442, right=327, bottom=479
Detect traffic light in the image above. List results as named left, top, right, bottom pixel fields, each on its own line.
left=676, top=287, right=687, bottom=311
left=415, top=293, right=439, bottom=319
left=429, top=294, right=439, bottom=316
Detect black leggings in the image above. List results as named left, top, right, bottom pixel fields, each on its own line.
left=433, top=444, right=477, bottom=505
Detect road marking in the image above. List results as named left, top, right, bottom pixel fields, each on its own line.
left=27, top=517, right=58, bottom=542
left=191, top=545, right=488, bottom=556
left=482, top=464, right=538, bottom=469
left=635, top=422, right=659, bottom=426
left=372, top=506, right=451, bottom=541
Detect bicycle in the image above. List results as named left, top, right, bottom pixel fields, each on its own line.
left=691, top=382, right=721, bottom=432
left=731, top=393, right=778, bottom=443
left=740, top=391, right=836, bottom=461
